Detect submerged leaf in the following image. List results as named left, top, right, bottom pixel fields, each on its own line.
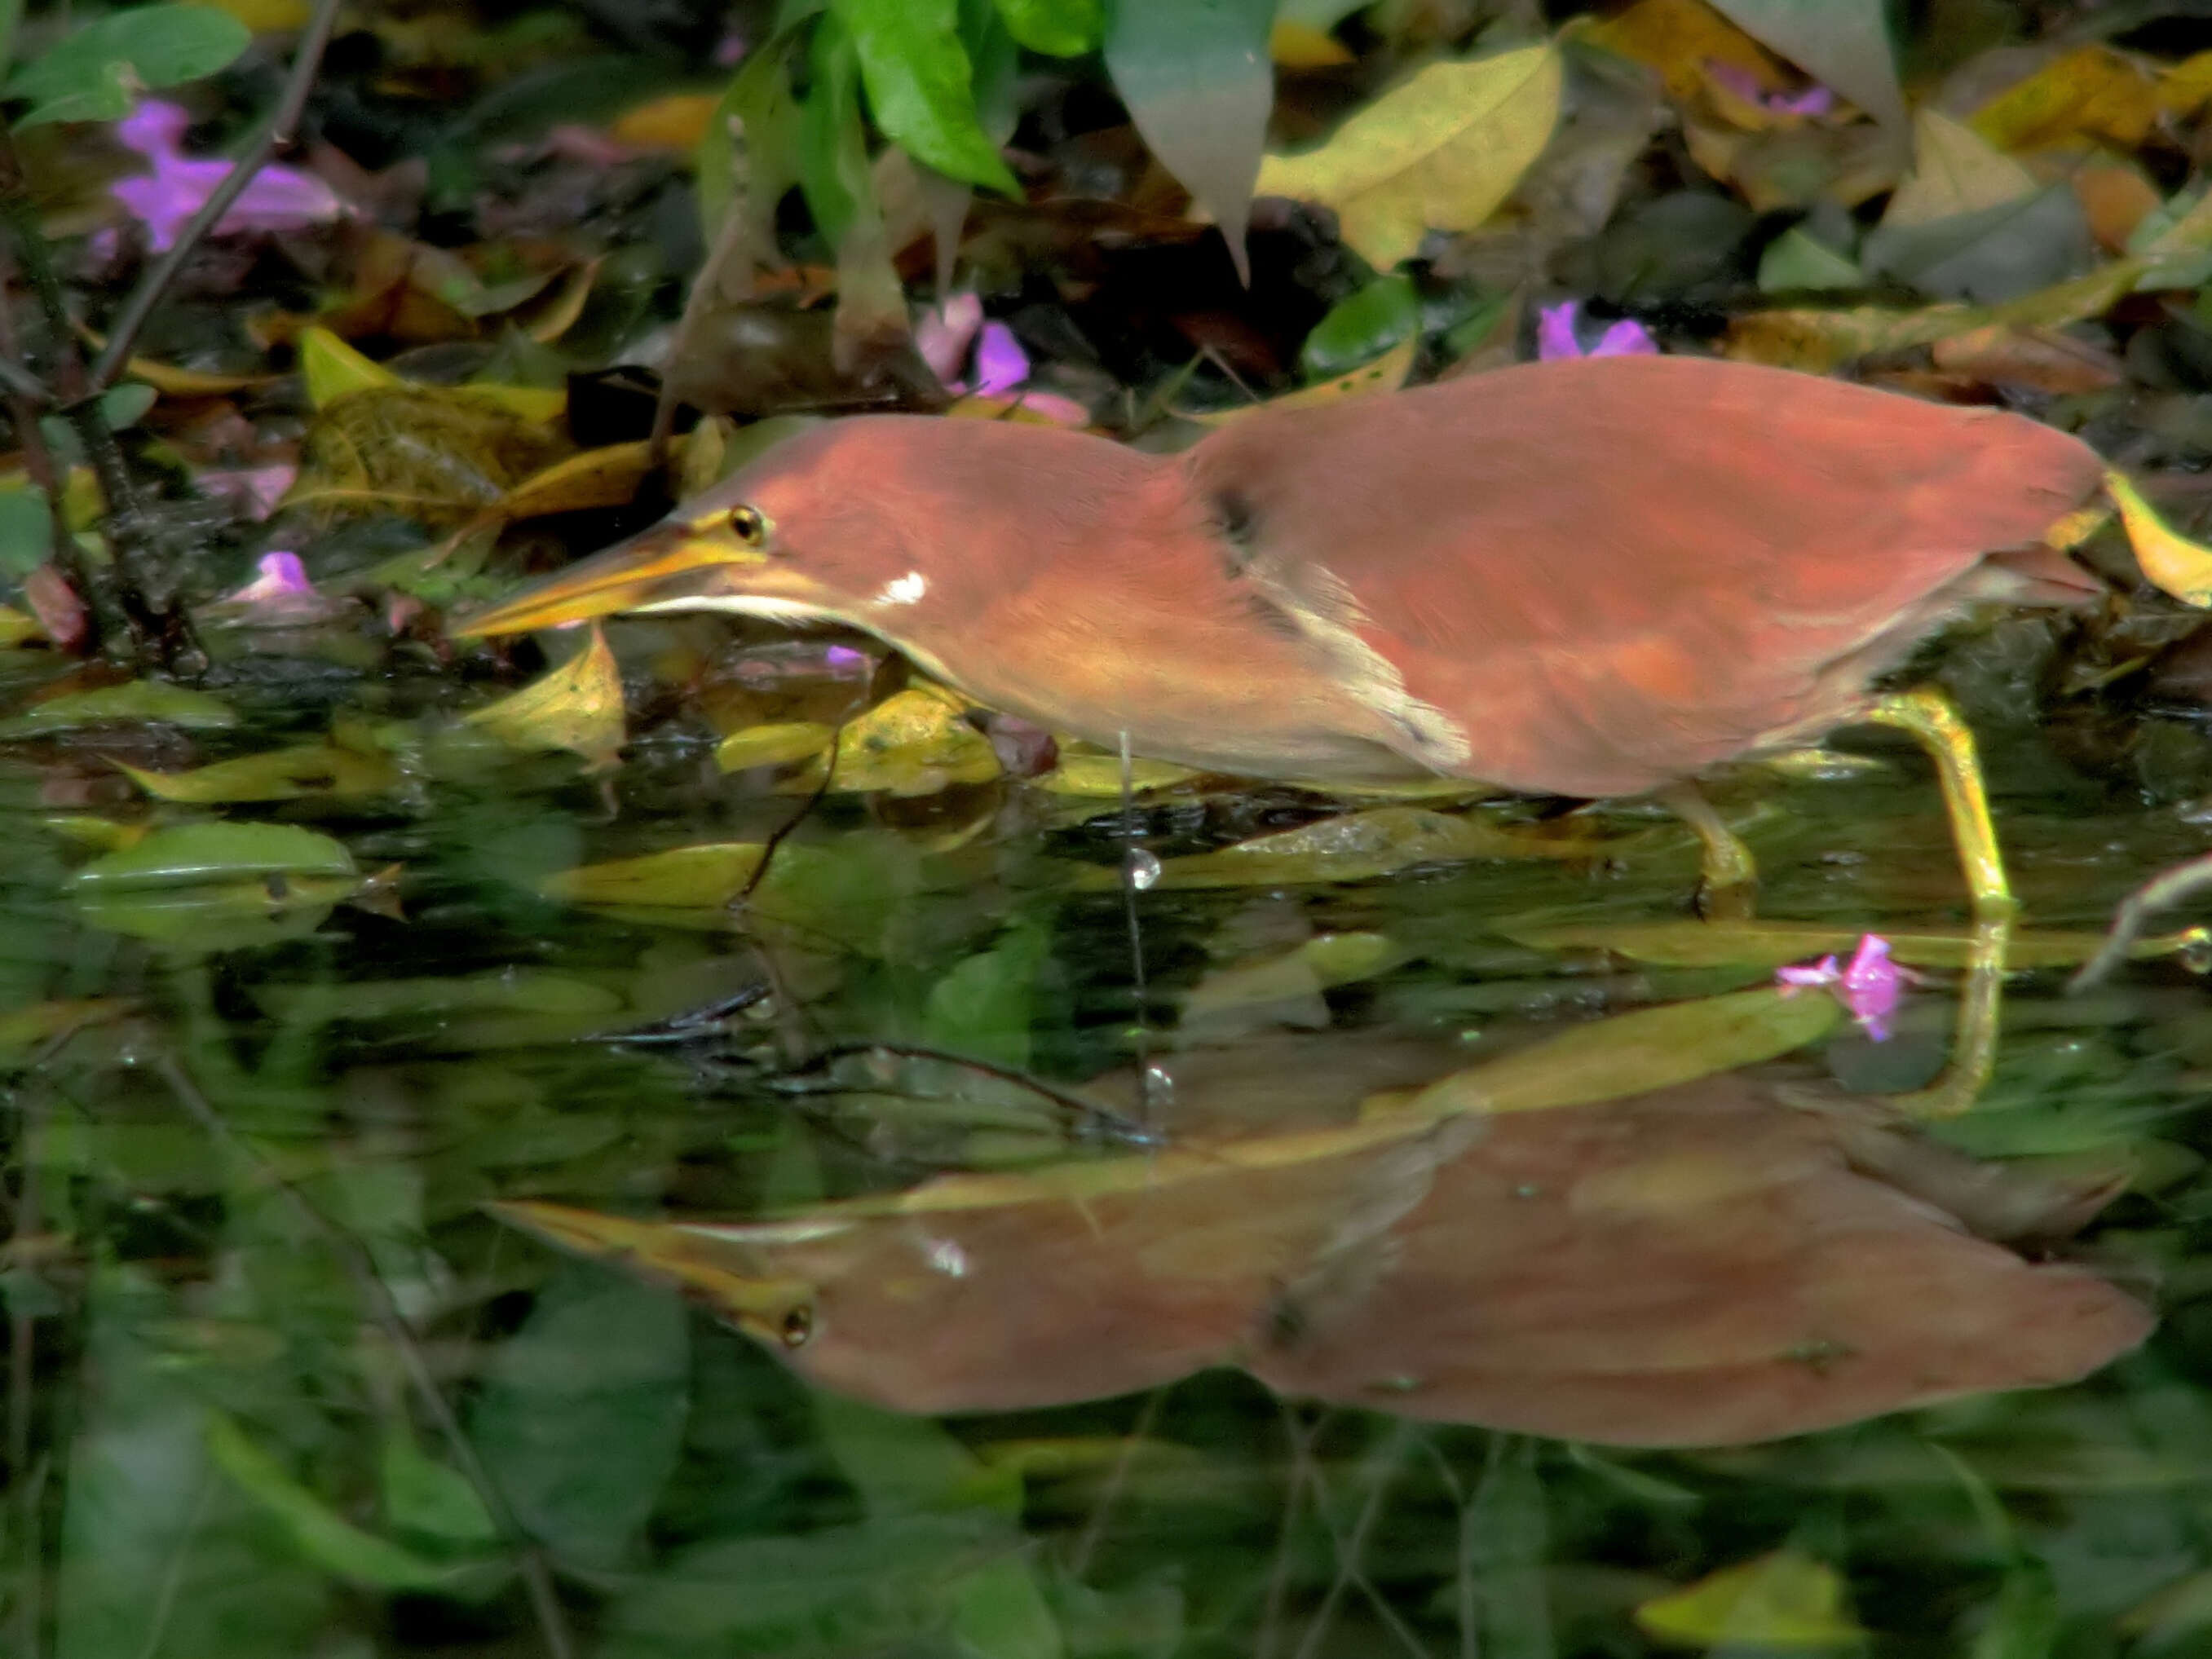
left=1254, top=42, right=1561, bottom=270
left=0, top=680, right=236, bottom=733
left=71, top=822, right=356, bottom=886
left=814, top=686, right=1002, bottom=796
left=1119, top=805, right=1615, bottom=889
left=1636, top=1550, right=1864, bottom=1648
left=118, top=744, right=398, bottom=803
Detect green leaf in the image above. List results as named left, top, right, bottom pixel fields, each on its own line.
left=701, top=38, right=802, bottom=243
left=204, top=1412, right=463, bottom=1591
left=925, top=923, right=1049, bottom=1070
left=1104, top=0, right=1275, bottom=282
left=469, top=1263, right=691, bottom=1570
left=71, top=822, right=357, bottom=888
left=831, top=0, right=1020, bottom=194
left=1300, top=273, right=1420, bottom=379
left=380, top=1438, right=500, bottom=1551
left=1706, top=0, right=1904, bottom=130
left=993, top=0, right=1100, bottom=55
left=800, top=14, right=868, bottom=249
left=8, top=4, right=251, bottom=126
left=0, top=488, right=51, bottom=576
left=0, top=678, right=237, bottom=733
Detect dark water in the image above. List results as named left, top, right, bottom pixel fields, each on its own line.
left=5, top=609, right=2211, bottom=1659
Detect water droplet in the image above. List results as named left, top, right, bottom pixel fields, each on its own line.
left=1140, top=1063, right=1175, bottom=1110
left=1126, top=848, right=1160, bottom=890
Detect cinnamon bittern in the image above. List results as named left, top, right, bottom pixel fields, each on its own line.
left=458, top=355, right=2109, bottom=912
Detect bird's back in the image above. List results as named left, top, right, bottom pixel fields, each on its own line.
left=1185, top=356, right=2106, bottom=794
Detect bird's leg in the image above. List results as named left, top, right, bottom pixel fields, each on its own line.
left=1655, top=782, right=1758, bottom=921
left=1863, top=690, right=2015, bottom=917
left=1118, top=730, right=1169, bottom=1126
left=1889, top=913, right=2010, bottom=1119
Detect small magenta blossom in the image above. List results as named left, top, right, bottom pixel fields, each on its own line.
left=1704, top=62, right=1835, bottom=117
left=1777, top=933, right=1914, bottom=1042
left=1537, top=301, right=1657, bottom=362
left=110, top=99, right=344, bottom=253
left=914, top=295, right=1088, bottom=426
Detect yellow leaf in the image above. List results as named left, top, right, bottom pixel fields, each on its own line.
left=810, top=688, right=1001, bottom=796
left=1253, top=43, right=1562, bottom=270
left=1185, top=338, right=1417, bottom=426
left=1881, top=110, right=2038, bottom=229
left=2107, top=470, right=2212, bottom=608
left=1969, top=45, right=2163, bottom=153
left=1636, top=1551, right=1863, bottom=1649
left=463, top=624, right=626, bottom=767
left=0, top=604, right=42, bottom=646
left=1269, top=20, right=1353, bottom=68
left=497, top=442, right=658, bottom=523
left=715, top=721, right=837, bottom=771
left=299, top=326, right=398, bottom=409
left=609, top=91, right=720, bottom=152
left=461, top=382, right=567, bottom=423
left=118, top=744, right=399, bottom=803
left=541, top=843, right=766, bottom=909
left=2161, top=51, right=2212, bottom=121
left=1037, top=748, right=1199, bottom=796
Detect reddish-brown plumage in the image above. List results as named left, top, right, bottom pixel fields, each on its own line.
left=461, top=355, right=2108, bottom=798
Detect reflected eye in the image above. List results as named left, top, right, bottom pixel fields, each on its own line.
left=727, top=504, right=769, bottom=547
left=779, top=1302, right=815, bottom=1348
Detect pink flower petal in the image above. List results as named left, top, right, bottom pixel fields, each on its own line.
left=916, top=293, right=982, bottom=385
left=972, top=320, right=1030, bottom=395
left=23, top=565, right=88, bottom=651
left=1537, top=301, right=1583, bottom=361
left=223, top=550, right=318, bottom=609
left=108, top=100, right=343, bottom=252
left=116, top=99, right=192, bottom=160
left=1775, top=956, right=1839, bottom=989
left=1589, top=318, right=1658, bottom=356
left=1007, top=389, right=1090, bottom=427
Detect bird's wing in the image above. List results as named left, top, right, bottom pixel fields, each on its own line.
left=1185, top=356, right=2105, bottom=795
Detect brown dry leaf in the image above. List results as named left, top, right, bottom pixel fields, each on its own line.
left=462, top=624, right=625, bottom=767
left=1929, top=324, right=2122, bottom=394
left=2074, top=160, right=2163, bottom=251
left=492, top=1071, right=2148, bottom=1446
left=1253, top=42, right=1562, bottom=270
left=285, top=386, right=569, bottom=523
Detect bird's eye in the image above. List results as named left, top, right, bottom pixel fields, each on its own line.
left=727, top=504, right=768, bottom=546
left=779, top=1302, right=815, bottom=1349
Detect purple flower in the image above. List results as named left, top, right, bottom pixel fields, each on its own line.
left=221, top=551, right=320, bottom=614
left=1777, top=933, right=1912, bottom=1042
left=109, top=99, right=344, bottom=253
left=1537, top=301, right=1657, bottom=362
left=1705, top=61, right=1835, bottom=117
left=971, top=321, right=1030, bottom=395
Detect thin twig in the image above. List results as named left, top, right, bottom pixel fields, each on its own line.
left=152, top=1054, right=576, bottom=1659
left=2069, top=849, right=2212, bottom=993
left=1067, top=1388, right=1165, bottom=1579
left=89, top=0, right=346, bottom=390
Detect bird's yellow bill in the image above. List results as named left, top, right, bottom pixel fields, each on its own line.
left=453, top=523, right=763, bottom=637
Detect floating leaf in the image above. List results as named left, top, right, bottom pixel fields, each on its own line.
left=813, top=686, right=1002, bottom=796
left=1706, top=0, right=1903, bottom=130
left=1035, top=747, right=1199, bottom=795
left=1503, top=918, right=2205, bottom=972
left=1382, top=987, right=1842, bottom=1121
left=541, top=843, right=766, bottom=910
left=715, top=721, right=838, bottom=771
left=118, top=743, right=398, bottom=804
left=1185, top=337, right=1417, bottom=426
left=1253, top=42, right=1561, bottom=271
left=1636, top=1550, right=1865, bottom=1649
left=1115, top=805, right=1616, bottom=889
left=463, top=625, right=625, bottom=768
left=0, top=680, right=236, bottom=733
left=1106, top=0, right=1278, bottom=282
left=1185, top=932, right=1408, bottom=1017
left=71, top=821, right=356, bottom=887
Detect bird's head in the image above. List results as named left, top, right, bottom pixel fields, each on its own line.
left=453, top=417, right=991, bottom=641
